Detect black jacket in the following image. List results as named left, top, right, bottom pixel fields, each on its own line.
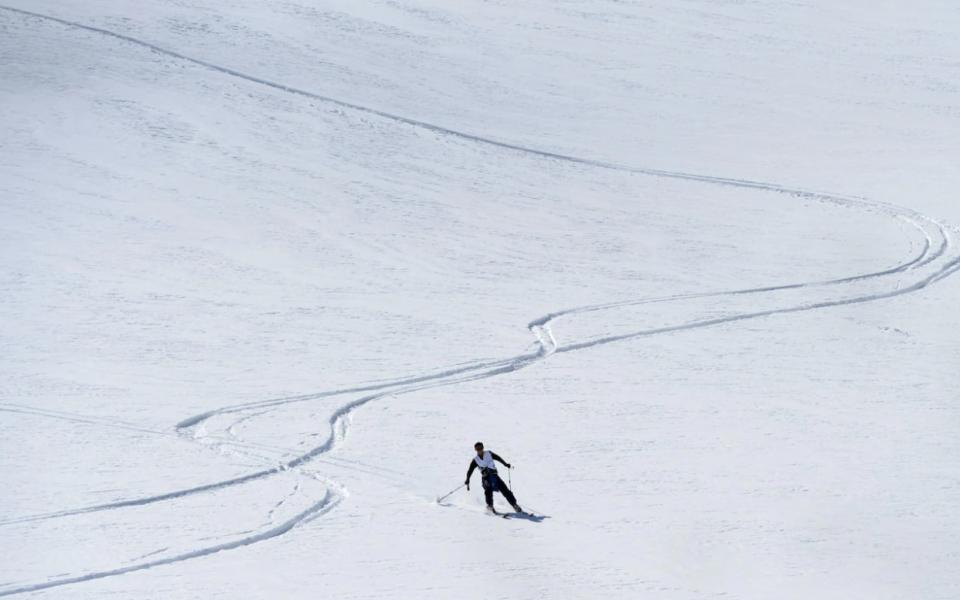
left=465, top=451, right=510, bottom=484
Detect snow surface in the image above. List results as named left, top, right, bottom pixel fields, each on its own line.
left=1, top=1, right=959, bottom=598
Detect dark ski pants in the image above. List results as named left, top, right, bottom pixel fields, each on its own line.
left=482, top=472, right=517, bottom=508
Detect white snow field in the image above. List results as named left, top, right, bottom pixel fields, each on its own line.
left=1, top=1, right=959, bottom=598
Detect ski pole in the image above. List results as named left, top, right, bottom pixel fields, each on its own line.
left=436, top=483, right=465, bottom=503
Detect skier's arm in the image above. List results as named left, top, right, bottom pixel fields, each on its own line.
left=490, top=452, right=512, bottom=469
left=465, top=461, right=477, bottom=485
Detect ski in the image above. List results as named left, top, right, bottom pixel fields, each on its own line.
left=489, top=509, right=541, bottom=519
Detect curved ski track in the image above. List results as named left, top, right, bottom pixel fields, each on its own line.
left=1, top=6, right=959, bottom=597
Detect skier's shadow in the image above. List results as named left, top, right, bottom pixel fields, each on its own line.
left=511, top=512, right=549, bottom=523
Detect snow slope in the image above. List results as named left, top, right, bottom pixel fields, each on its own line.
left=1, top=1, right=959, bottom=598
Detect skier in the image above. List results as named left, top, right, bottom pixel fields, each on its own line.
left=465, top=441, right=522, bottom=513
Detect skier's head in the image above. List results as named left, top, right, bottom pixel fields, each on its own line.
left=474, top=441, right=484, bottom=455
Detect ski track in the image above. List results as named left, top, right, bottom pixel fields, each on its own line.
left=2, top=5, right=959, bottom=596
left=0, top=493, right=340, bottom=598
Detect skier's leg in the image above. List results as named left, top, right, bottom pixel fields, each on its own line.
left=482, top=477, right=494, bottom=507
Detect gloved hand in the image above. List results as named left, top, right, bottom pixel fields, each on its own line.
left=464, top=480, right=470, bottom=490
left=506, top=463, right=512, bottom=469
